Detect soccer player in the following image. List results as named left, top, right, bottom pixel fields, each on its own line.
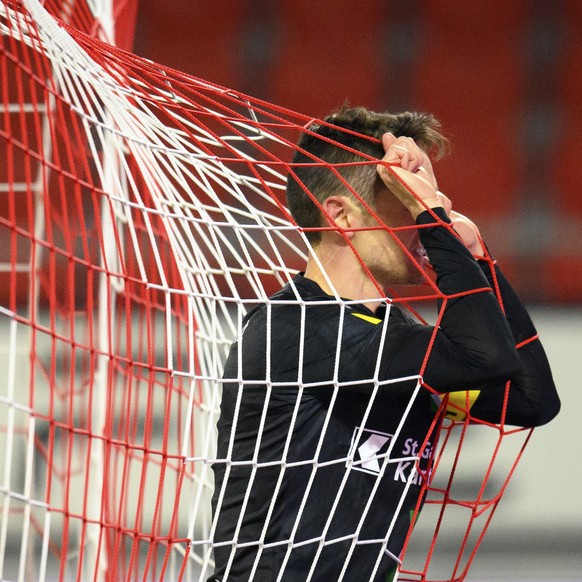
left=209, top=107, right=560, bottom=581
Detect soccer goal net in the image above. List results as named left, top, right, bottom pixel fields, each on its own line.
left=0, top=1, right=533, bottom=581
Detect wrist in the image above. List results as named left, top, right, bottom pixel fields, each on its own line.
left=415, top=206, right=451, bottom=225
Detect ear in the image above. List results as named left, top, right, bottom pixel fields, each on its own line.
left=320, top=195, right=362, bottom=240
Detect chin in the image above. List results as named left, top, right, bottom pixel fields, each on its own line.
left=396, top=259, right=423, bottom=284
left=380, top=271, right=421, bottom=288
left=374, top=259, right=427, bottom=288
left=407, top=270, right=426, bottom=285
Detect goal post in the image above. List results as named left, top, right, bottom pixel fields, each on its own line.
left=0, top=2, right=536, bottom=581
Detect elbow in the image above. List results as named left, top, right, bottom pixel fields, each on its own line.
left=504, top=372, right=561, bottom=427
left=536, top=404, right=561, bottom=427
left=547, top=390, right=562, bottom=422
left=506, top=394, right=561, bottom=428
left=529, top=390, right=561, bottom=427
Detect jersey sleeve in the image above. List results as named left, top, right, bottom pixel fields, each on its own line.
left=464, top=259, right=561, bottom=426
left=380, top=208, right=559, bottom=428
left=380, top=208, right=520, bottom=393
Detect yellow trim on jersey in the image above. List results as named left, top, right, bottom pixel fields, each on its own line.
left=351, top=312, right=382, bottom=325
left=444, top=390, right=481, bottom=421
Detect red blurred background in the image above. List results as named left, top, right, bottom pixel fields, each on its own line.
left=134, top=0, right=582, bottom=304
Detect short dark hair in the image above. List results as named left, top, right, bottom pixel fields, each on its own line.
left=286, top=106, right=449, bottom=244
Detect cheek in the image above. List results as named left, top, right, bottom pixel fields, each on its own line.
left=375, top=197, right=414, bottom=230
left=372, top=197, right=417, bottom=251
left=389, top=213, right=417, bottom=250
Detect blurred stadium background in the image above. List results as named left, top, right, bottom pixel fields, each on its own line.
left=134, top=1, right=582, bottom=579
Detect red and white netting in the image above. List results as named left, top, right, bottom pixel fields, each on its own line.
left=0, top=1, right=532, bottom=580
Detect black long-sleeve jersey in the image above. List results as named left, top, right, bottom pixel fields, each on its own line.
left=209, top=208, right=559, bottom=582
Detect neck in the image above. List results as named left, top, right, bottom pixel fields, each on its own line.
left=303, top=247, right=385, bottom=312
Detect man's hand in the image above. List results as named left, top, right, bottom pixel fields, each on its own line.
left=449, top=210, right=487, bottom=258
left=376, top=133, right=486, bottom=258
left=376, top=132, right=444, bottom=219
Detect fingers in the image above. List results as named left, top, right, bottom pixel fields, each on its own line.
left=380, top=132, right=440, bottom=194
left=380, top=132, right=424, bottom=173
left=381, top=132, right=397, bottom=150
left=377, top=164, right=442, bottom=219
left=377, top=133, right=453, bottom=220
left=378, top=133, right=486, bottom=258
